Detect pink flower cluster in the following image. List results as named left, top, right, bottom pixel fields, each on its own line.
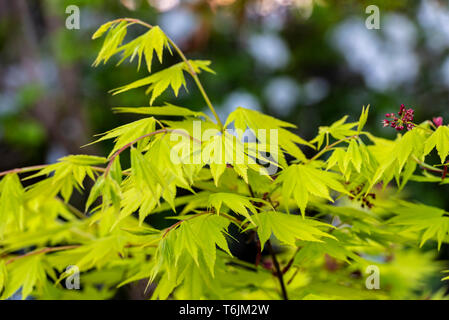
left=383, top=104, right=415, bottom=131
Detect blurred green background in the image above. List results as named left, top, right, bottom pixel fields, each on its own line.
left=1, top=0, right=449, bottom=295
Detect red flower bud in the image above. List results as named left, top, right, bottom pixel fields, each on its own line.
left=433, top=117, right=443, bottom=127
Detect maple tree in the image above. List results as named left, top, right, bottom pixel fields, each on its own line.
left=0, top=18, right=448, bottom=300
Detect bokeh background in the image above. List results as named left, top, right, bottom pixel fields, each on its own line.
left=1, top=0, right=449, bottom=296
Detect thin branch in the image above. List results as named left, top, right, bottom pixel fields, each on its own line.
left=266, top=240, right=288, bottom=300
left=287, top=267, right=300, bottom=285
left=5, top=245, right=80, bottom=265
left=307, top=135, right=357, bottom=164
left=282, top=247, right=300, bottom=274
left=0, top=165, right=110, bottom=179
left=162, top=212, right=209, bottom=238
left=0, top=165, right=48, bottom=178
left=220, top=212, right=244, bottom=227
left=412, top=155, right=443, bottom=174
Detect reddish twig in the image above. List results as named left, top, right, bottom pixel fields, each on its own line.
left=5, top=245, right=80, bottom=265
left=0, top=165, right=48, bottom=178
left=266, top=240, right=288, bottom=300
left=0, top=165, right=108, bottom=179
left=162, top=212, right=209, bottom=238
left=282, top=247, right=300, bottom=275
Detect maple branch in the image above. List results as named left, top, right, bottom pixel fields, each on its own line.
left=282, top=247, right=300, bottom=274
left=411, top=155, right=443, bottom=174
left=0, top=165, right=48, bottom=178
left=0, top=164, right=108, bottom=178
left=266, top=240, right=288, bottom=300
left=5, top=245, right=80, bottom=265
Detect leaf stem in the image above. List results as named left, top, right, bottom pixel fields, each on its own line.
left=162, top=212, right=209, bottom=238
left=413, top=124, right=434, bottom=134
left=307, top=135, right=357, bottom=164
left=287, top=267, right=301, bottom=285
left=167, top=39, right=224, bottom=129
left=56, top=197, right=87, bottom=219
left=282, top=247, right=300, bottom=274
left=411, top=155, right=443, bottom=174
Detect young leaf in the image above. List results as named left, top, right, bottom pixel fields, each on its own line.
left=277, top=164, right=348, bottom=216
left=2, top=255, right=46, bottom=300
left=86, top=117, right=156, bottom=157
left=172, top=214, right=232, bottom=276
left=388, top=201, right=449, bottom=250
left=225, top=107, right=313, bottom=161
left=344, top=140, right=363, bottom=173
left=294, top=233, right=363, bottom=265
left=92, top=21, right=116, bottom=39
left=116, top=26, right=171, bottom=72
left=0, top=174, right=24, bottom=235
left=357, top=105, right=370, bottom=134
left=113, top=103, right=207, bottom=118
left=208, top=193, right=258, bottom=224
left=311, top=116, right=358, bottom=149
left=56, top=237, right=125, bottom=272
left=424, top=125, right=449, bottom=163
left=110, top=60, right=214, bottom=105
left=0, top=260, right=6, bottom=294
left=93, top=21, right=129, bottom=67
left=85, top=175, right=122, bottom=212
left=253, top=211, right=335, bottom=250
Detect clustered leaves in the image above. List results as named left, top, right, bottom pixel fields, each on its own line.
left=0, top=19, right=448, bottom=300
